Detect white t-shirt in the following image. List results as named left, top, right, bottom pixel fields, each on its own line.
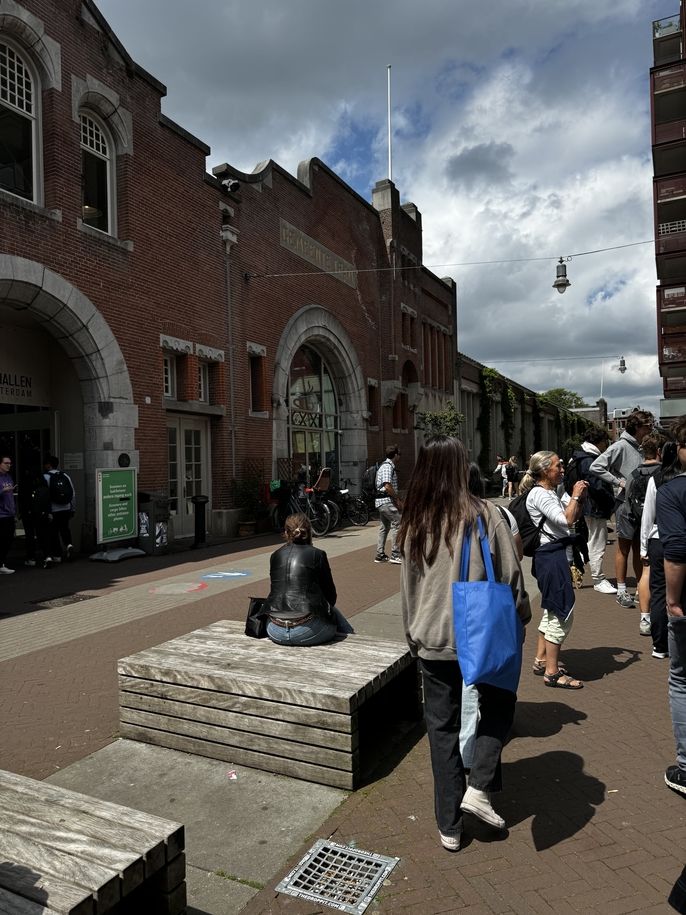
left=526, top=486, right=572, bottom=557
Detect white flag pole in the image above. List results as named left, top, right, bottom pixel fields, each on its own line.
left=387, top=65, right=392, bottom=181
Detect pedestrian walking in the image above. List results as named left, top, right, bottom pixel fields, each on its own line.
left=373, top=445, right=403, bottom=565
left=44, top=455, right=76, bottom=563
left=520, top=451, right=589, bottom=689
left=0, top=453, right=17, bottom=574
left=590, top=409, right=654, bottom=608
left=399, top=436, right=531, bottom=851
left=505, top=457, right=519, bottom=499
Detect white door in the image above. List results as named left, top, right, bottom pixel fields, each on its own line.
left=167, top=416, right=210, bottom=538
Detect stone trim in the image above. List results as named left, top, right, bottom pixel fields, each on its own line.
left=160, top=334, right=192, bottom=355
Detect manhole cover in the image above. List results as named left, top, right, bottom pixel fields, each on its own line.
left=31, top=593, right=93, bottom=609
left=275, top=839, right=399, bottom=914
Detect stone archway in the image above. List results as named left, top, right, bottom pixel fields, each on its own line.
left=272, top=305, right=367, bottom=484
left=0, top=254, right=138, bottom=524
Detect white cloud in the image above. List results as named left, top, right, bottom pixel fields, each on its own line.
left=96, top=0, right=667, bottom=413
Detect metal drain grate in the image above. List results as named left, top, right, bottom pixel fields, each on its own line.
left=275, top=838, right=399, bottom=914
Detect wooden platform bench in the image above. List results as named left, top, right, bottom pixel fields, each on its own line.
left=118, top=620, right=420, bottom=790
left=0, top=769, right=186, bottom=915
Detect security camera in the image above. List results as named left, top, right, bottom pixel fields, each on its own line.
left=221, top=178, right=240, bottom=193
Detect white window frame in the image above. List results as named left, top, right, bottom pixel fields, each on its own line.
left=0, top=37, right=42, bottom=205
left=198, top=361, right=209, bottom=403
left=80, top=110, right=115, bottom=235
left=163, top=354, right=177, bottom=399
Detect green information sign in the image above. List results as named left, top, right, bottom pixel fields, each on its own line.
left=96, top=468, right=137, bottom=544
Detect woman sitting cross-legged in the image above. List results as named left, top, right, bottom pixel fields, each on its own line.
left=266, top=512, right=354, bottom=646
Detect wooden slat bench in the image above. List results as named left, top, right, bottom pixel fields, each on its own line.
left=118, top=620, right=420, bottom=790
left=0, top=769, right=186, bottom=914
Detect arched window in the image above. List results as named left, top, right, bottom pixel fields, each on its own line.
left=0, top=41, right=38, bottom=201
left=288, top=344, right=339, bottom=484
left=80, top=112, right=113, bottom=233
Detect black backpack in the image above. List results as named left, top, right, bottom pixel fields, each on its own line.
left=627, top=464, right=660, bottom=524
left=30, top=479, right=52, bottom=516
left=505, top=463, right=518, bottom=482
left=564, top=453, right=583, bottom=495
left=48, top=470, right=74, bottom=506
left=509, top=488, right=546, bottom=556
left=361, top=462, right=382, bottom=502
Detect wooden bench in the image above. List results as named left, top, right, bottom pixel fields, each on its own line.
left=118, top=620, right=420, bottom=790
left=0, top=769, right=186, bottom=914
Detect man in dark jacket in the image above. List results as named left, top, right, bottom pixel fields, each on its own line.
left=656, top=415, right=686, bottom=795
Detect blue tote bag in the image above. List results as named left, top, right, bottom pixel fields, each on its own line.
left=452, top=515, right=523, bottom=693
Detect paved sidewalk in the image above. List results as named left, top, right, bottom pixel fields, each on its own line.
left=2, top=518, right=685, bottom=913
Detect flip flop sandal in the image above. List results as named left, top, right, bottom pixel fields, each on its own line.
left=532, top=658, right=568, bottom=677
left=544, top=670, right=583, bottom=689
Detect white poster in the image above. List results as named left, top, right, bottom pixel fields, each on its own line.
left=0, top=326, right=51, bottom=406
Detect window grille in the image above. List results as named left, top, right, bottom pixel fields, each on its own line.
left=80, top=114, right=108, bottom=158
left=0, top=43, right=33, bottom=115
left=659, top=219, right=686, bottom=236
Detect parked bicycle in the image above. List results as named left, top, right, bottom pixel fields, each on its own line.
left=272, top=479, right=331, bottom=537
left=327, top=479, right=369, bottom=528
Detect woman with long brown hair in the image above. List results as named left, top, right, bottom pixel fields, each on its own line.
left=399, top=436, right=531, bottom=852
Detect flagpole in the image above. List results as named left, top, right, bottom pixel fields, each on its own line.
left=387, top=65, right=392, bottom=181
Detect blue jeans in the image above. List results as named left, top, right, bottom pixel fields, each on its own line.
left=460, top=684, right=479, bottom=770
left=669, top=616, right=686, bottom=770
left=267, top=606, right=354, bottom=646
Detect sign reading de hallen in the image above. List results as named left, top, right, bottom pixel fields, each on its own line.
left=0, top=328, right=51, bottom=406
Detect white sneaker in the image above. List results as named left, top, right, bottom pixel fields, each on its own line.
left=460, top=786, right=505, bottom=829
left=439, top=831, right=460, bottom=852
left=0, top=565, right=15, bottom=575
left=593, top=579, right=617, bottom=594
left=639, top=618, right=652, bottom=637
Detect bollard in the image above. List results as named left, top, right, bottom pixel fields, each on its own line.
left=190, top=494, right=209, bottom=548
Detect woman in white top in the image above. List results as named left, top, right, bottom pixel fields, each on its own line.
left=520, top=451, right=589, bottom=689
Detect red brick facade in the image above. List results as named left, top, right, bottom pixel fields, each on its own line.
left=0, top=0, right=457, bottom=545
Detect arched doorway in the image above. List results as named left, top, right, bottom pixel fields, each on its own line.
left=272, top=305, right=367, bottom=490
left=0, top=256, right=137, bottom=543
left=288, top=344, right=339, bottom=485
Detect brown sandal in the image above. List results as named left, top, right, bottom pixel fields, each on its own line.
left=532, top=658, right=567, bottom=677
left=543, top=670, right=583, bottom=689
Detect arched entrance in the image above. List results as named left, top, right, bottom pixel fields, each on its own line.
left=272, top=305, right=367, bottom=489
left=0, top=255, right=137, bottom=542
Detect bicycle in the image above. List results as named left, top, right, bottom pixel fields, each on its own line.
left=273, top=480, right=330, bottom=537
left=328, top=478, right=369, bottom=528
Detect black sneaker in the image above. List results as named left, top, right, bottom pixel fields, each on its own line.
left=374, top=554, right=389, bottom=563
left=665, top=765, right=686, bottom=795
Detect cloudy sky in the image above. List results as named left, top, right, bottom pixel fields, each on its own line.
left=98, top=0, right=669, bottom=416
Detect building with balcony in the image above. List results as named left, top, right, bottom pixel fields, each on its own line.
left=652, top=7, right=686, bottom=420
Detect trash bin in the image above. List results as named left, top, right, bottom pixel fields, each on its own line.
left=190, top=494, right=209, bottom=547
left=138, top=491, right=170, bottom=554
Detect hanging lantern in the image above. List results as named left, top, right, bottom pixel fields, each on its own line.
left=618, top=356, right=627, bottom=374
left=553, top=257, right=571, bottom=294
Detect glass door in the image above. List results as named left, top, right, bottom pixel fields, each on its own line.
left=167, top=416, right=209, bottom=537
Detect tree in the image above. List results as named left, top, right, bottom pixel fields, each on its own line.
left=540, top=387, right=590, bottom=410
left=415, top=401, right=465, bottom=437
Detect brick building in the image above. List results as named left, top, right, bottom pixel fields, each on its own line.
left=0, top=0, right=457, bottom=547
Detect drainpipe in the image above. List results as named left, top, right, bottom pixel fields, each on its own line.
left=220, top=220, right=239, bottom=479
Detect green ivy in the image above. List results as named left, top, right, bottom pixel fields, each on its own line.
left=477, top=370, right=493, bottom=473
left=415, top=401, right=465, bottom=437
left=532, top=396, right=542, bottom=452
left=501, top=383, right=516, bottom=457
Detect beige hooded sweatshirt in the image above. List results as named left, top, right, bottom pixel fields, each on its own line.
left=401, top=500, right=531, bottom=662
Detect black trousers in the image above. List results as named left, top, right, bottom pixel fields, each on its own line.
left=419, top=658, right=516, bottom=838
left=648, top=538, right=668, bottom=654
left=49, top=510, right=73, bottom=556
left=0, top=516, right=15, bottom=565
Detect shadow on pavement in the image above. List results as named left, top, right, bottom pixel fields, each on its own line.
left=501, top=750, right=605, bottom=850
left=511, top=700, right=587, bottom=739
left=558, top=646, right=642, bottom=682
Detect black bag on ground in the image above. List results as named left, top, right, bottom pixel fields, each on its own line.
left=509, top=488, right=546, bottom=557
left=245, top=597, right=269, bottom=638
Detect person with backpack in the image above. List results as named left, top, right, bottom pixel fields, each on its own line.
left=519, top=451, right=589, bottom=689
left=44, top=455, right=76, bottom=563
left=589, top=409, right=655, bottom=608
left=505, top=457, right=519, bottom=499
left=625, top=433, right=667, bottom=638
left=565, top=428, right=616, bottom=595
left=373, top=445, right=403, bottom=565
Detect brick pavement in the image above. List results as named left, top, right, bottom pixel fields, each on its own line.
left=240, top=577, right=685, bottom=914
left=2, top=525, right=686, bottom=912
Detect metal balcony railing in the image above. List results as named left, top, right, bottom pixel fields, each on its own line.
left=659, top=219, right=686, bottom=236
left=654, top=15, right=681, bottom=39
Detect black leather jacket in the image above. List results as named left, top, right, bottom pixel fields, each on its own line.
left=267, top=542, right=337, bottom=619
